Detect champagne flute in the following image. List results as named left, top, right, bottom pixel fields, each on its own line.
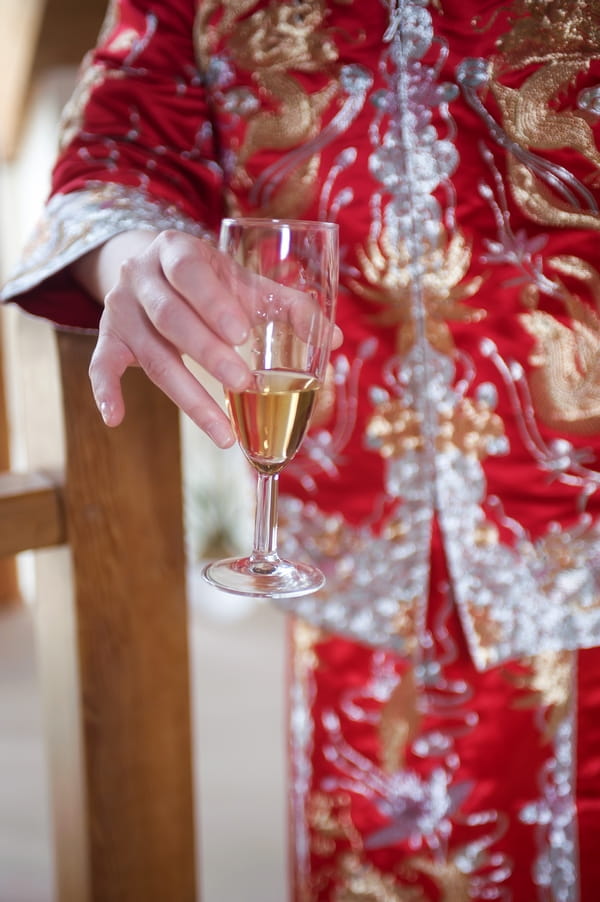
left=202, top=217, right=339, bottom=598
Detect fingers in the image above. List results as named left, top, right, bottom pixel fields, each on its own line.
left=157, top=232, right=251, bottom=346
left=157, top=231, right=341, bottom=352
left=122, top=256, right=251, bottom=392
left=87, top=228, right=342, bottom=446
left=90, top=321, right=236, bottom=447
left=88, top=231, right=252, bottom=445
left=88, top=330, right=131, bottom=427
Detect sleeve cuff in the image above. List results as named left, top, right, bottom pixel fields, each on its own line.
left=1, top=182, right=214, bottom=330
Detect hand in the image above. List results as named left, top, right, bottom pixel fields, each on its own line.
left=87, top=229, right=256, bottom=447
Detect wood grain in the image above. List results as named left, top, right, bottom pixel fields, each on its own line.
left=0, top=470, right=65, bottom=556
left=46, top=330, right=197, bottom=901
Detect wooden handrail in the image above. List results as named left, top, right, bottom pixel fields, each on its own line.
left=49, top=329, right=197, bottom=900
left=1, top=328, right=198, bottom=900
left=0, top=469, right=66, bottom=556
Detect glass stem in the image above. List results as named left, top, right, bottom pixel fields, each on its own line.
left=250, top=472, right=280, bottom=567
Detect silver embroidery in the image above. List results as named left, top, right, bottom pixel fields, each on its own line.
left=288, top=0, right=460, bottom=647
left=279, top=490, right=430, bottom=656
left=279, top=0, right=600, bottom=678
left=520, top=691, right=580, bottom=901
left=1, top=184, right=209, bottom=306
left=290, top=642, right=316, bottom=890
left=298, top=592, right=516, bottom=897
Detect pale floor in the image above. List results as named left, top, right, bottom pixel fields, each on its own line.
left=0, top=578, right=288, bottom=902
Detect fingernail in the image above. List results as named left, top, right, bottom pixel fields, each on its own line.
left=207, top=422, right=234, bottom=448
left=99, top=400, right=112, bottom=424
left=219, top=315, right=247, bottom=345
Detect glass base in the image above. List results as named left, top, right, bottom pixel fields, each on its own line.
left=201, top=554, right=325, bottom=599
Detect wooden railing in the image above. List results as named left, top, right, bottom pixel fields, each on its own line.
left=0, top=317, right=20, bottom=602
left=0, top=328, right=197, bottom=901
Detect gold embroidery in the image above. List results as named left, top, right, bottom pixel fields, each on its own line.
left=473, top=522, right=500, bottom=547
left=550, top=254, right=600, bottom=299
left=335, top=852, right=470, bottom=901
left=195, top=0, right=261, bottom=56
left=196, top=1, right=339, bottom=218
left=367, top=400, right=424, bottom=459
left=308, top=792, right=362, bottom=854
left=348, top=227, right=485, bottom=355
left=293, top=617, right=322, bottom=670
left=497, top=0, right=600, bottom=70
left=336, top=852, right=427, bottom=901
left=491, top=59, right=600, bottom=176
left=507, top=650, right=574, bottom=741
left=366, top=394, right=504, bottom=461
left=519, top=260, right=600, bottom=432
left=509, top=162, right=600, bottom=231
left=390, top=604, right=419, bottom=654
left=400, top=856, right=471, bottom=902
left=437, top=399, right=505, bottom=460
left=491, top=0, right=600, bottom=228
left=378, top=668, right=421, bottom=773
left=464, top=605, right=505, bottom=669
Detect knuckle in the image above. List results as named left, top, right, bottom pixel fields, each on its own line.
left=163, top=250, right=190, bottom=286
left=157, top=228, right=181, bottom=248
left=159, top=230, right=188, bottom=266
left=88, top=356, right=100, bottom=381
left=104, top=279, right=133, bottom=313
left=148, top=294, right=176, bottom=332
left=103, top=287, right=120, bottom=313
left=159, top=232, right=209, bottom=288
left=118, top=256, right=138, bottom=281
left=143, top=355, right=170, bottom=385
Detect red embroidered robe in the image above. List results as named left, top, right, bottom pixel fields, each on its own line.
left=4, top=1, right=600, bottom=898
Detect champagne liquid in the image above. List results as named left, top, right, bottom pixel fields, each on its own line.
left=226, top=369, right=320, bottom=475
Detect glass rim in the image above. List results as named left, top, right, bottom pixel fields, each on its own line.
left=220, top=216, right=338, bottom=231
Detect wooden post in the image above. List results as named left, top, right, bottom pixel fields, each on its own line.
left=37, top=330, right=198, bottom=901
left=0, top=311, right=19, bottom=603
left=0, top=0, right=47, bottom=160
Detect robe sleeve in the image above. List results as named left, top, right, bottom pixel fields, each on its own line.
left=0, top=0, right=224, bottom=330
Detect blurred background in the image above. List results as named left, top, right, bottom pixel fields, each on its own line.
left=0, top=2, right=287, bottom=899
